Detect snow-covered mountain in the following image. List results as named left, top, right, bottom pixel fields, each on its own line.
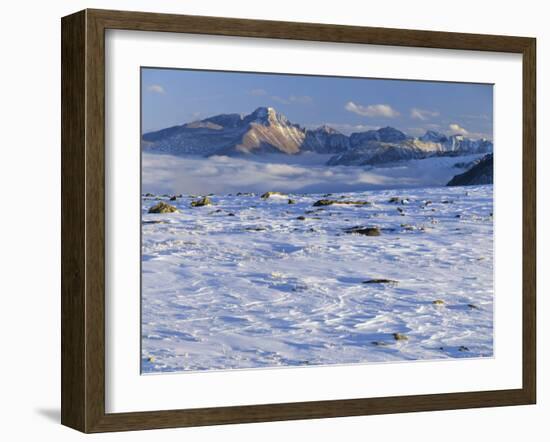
left=302, top=125, right=351, bottom=154
left=142, top=107, right=493, bottom=165
left=142, top=107, right=305, bottom=156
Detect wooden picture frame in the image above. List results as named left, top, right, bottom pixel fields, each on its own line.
left=61, top=8, right=536, bottom=433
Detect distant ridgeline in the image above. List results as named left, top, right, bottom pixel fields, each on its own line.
left=142, top=106, right=493, bottom=167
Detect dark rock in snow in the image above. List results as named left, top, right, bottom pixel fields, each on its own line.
left=261, top=191, right=287, bottom=199
left=313, top=199, right=370, bottom=207
left=345, top=226, right=381, bottom=236
left=363, top=278, right=398, bottom=285
left=190, top=196, right=212, bottom=207
left=148, top=201, right=178, bottom=214
left=392, top=333, right=409, bottom=341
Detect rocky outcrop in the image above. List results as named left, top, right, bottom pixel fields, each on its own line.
left=447, top=154, right=493, bottom=186
left=344, top=226, right=381, bottom=236
left=261, top=191, right=287, bottom=199
left=148, top=201, right=178, bottom=213
left=190, top=196, right=212, bottom=207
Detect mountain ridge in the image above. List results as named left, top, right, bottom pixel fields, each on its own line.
left=142, top=106, right=493, bottom=165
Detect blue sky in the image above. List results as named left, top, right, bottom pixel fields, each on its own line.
left=141, top=68, right=493, bottom=139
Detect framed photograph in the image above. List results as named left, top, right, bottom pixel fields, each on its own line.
left=61, top=9, right=536, bottom=433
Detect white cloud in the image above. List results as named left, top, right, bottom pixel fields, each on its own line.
left=460, top=113, right=490, bottom=121
left=410, top=108, right=440, bottom=120
left=271, top=95, right=312, bottom=105
left=142, top=152, right=462, bottom=195
left=289, top=95, right=313, bottom=104
left=249, top=88, right=268, bottom=96
left=147, top=84, right=165, bottom=94
left=271, top=95, right=290, bottom=104
left=448, top=123, right=469, bottom=135
left=344, top=102, right=399, bottom=118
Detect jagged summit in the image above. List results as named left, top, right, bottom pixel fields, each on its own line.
left=314, top=124, right=340, bottom=134
left=420, top=130, right=448, bottom=143
left=142, top=107, right=493, bottom=164
left=245, top=106, right=291, bottom=127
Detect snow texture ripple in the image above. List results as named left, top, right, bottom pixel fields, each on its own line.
left=141, top=185, right=494, bottom=373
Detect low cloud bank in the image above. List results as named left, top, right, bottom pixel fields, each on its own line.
left=142, top=152, right=481, bottom=195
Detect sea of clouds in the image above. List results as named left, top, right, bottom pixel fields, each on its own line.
left=141, top=152, right=482, bottom=195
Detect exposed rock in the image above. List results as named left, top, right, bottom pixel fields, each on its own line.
left=363, top=278, right=398, bottom=285
left=313, top=199, right=334, bottom=206
left=190, top=196, right=212, bottom=207
left=302, top=126, right=351, bottom=154
left=147, top=201, right=178, bottom=214
left=393, top=333, right=409, bottom=341
left=432, top=299, right=445, bottom=305
left=261, top=191, right=287, bottom=199
left=345, top=226, right=381, bottom=236
left=447, top=153, right=493, bottom=186
left=313, top=199, right=370, bottom=207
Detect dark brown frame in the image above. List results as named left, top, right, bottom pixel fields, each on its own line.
left=61, top=8, right=536, bottom=433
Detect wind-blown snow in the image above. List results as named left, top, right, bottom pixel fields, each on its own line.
left=141, top=185, right=493, bottom=373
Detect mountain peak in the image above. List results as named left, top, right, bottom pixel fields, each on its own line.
left=250, top=106, right=277, bottom=118
left=314, top=124, right=339, bottom=134
left=420, top=130, right=448, bottom=143
left=375, top=126, right=408, bottom=142
left=247, top=106, right=289, bottom=126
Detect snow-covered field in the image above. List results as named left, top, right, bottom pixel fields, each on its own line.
left=141, top=184, right=494, bottom=373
